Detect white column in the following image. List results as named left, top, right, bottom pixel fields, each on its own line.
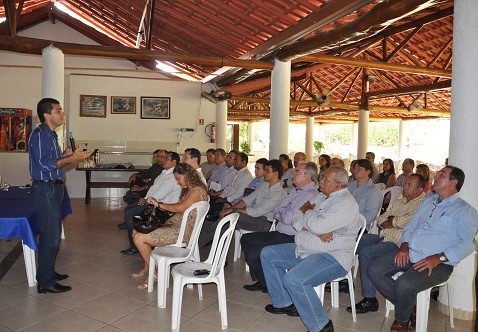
left=247, top=122, right=254, bottom=153
left=305, top=116, right=314, bottom=162
left=398, top=119, right=407, bottom=161
left=269, top=59, right=291, bottom=159
left=443, top=0, right=478, bottom=320
left=357, top=110, right=369, bottom=159
left=216, top=101, right=228, bottom=150
left=42, top=46, right=65, bottom=147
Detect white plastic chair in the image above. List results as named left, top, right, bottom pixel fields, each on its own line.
left=233, top=219, right=276, bottom=265
left=314, top=214, right=367, bottom=322
left=147, top=201, right=210, bottom=308
left=170, top=212, right=240, bottom=331
left=385, top=273, right=454, bottom=331
left=374, top=183, right=386, bottom=191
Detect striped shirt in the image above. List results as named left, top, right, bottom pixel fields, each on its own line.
left=29, top=122, right=64, bottom=181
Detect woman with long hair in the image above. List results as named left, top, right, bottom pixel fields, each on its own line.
left=377, top=158, right=397, bottom=188
left=415, top=164, right=432, bottom=192
left=132, top=163, right=208, bottom=289
left=279, top=154, right=293, bottom=188
left=318, top=154, right=331, bottom=180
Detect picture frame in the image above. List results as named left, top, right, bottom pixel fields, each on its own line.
left=111, top=96, right=136, bottom=114
left=141, top=97, right=171, bottom=119
left=80, top=95, right=107, bottom=118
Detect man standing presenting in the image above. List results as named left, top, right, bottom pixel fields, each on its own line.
left=346, top=174, right=426, bottom=314
left=261, top=166, right=361, bottom=332
left=29, top=98, right=92, bottom=293
left=368, top=166, right=478, bottom=331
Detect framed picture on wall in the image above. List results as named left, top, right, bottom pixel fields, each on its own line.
left=141, top=97, right=170, bottom=119
left=80, top=95, right=107, bottom=118
left=111, top=96, right=136, bottom=114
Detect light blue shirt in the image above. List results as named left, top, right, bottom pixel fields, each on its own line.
left=248, top=177, right=265, bottom=190
left=347, top=179, right=382, bottom=229
left=401, top=192, right=478, bottom=265
left=208, top=163, right=227, bottom=187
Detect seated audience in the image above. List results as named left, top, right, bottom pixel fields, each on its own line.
left=395, top=158, right=415, bottom=187
left=346, top=174, right=426, bottom=314
left=318, top=153, right=331, bottom=180
left=245, top=157, right=268, bottom=194
left=260, top=166, right=361, bottom=332
left=279, top=154, right=293, bottom=189
left=120, top=152, right=181, bottom=255
left=241, top=162, right=319, bottom=292
left=366, top=151, right=380, bottom=183
left=198, top=159, right=286, bottom=247
left=331, top=157, right=345, bottom=168
left=182, top=148, right=207, bottom=184
left=415, top=163, right=432, bottom=193
left=368, top=166, right=478, bottom=332
left=207, top=148, right=227, bottom=188
left=377, top=158, right=397, bottom=188
left=209, top=150, right=239, bottom=197
left=122, top=149, right=166, bottom=205
left=200, top=148, right=216, bottom=180
left=347, top=159, right=382, bottom=230
left=348, top=160, right=357, bottom=182
left=282, top=152, right=306, bottom=192
left=132, top=163, right=209, bottom=289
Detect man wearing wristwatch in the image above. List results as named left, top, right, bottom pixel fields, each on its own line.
left=368, top=166, right=478, bottom=332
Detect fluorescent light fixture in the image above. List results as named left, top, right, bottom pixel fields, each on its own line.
left=0, top=18, right=6, bottom=23
left=156, top=61, right=198, bottom=82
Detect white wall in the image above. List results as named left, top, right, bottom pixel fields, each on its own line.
left=0, top=21, right=216, bottom=197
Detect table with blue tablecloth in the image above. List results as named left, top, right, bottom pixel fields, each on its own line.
left=0, top=186, right=72, bottom=286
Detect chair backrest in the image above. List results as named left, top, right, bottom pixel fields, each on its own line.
left=353, top=214, right=367, bottom=255
left=185, top=201, right=210, bottom=249
left=382, top=186, right=403, bottom=212
left=205, top=212, right=240, bottom=276
left=173, top=200, right=209, bottom=247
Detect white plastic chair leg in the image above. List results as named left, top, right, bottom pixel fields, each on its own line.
left=156, top=259, right=168, bottom=308
left=353, top=254, right=359, bottom=278
left=147, top=256, right=156, bottom=292
left=171, top=276, right=185, bottom=331
left=233, top=230, right=241, bottom=262
left=22, top=241, right=36, bottom=287
left=61, top=224, right=65, bottom=240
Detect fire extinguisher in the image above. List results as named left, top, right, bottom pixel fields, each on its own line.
left=205, top=122, right=216, bottom=143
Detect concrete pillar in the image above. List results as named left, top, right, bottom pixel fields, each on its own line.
left=443, top=0, right=478, bottom=320
left=357, top=110, right=369, bottom=159
left=305, top=116, right=314, bottom=162
left=42, top=46, right=65, bottom=147
left=269, top=59, right=291, bottom=159
left=216, top=101, right=228, bottom=150
left=398, top=120, right=407, bottom=161
left=248, top=122, right=253, bottom=153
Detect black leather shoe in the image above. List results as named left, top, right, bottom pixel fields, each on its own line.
left=121, top=247, right=138, bottom=255
left=265, top=303, right=299, bottom=317
left=55, top=272, right=69, bottom=281
left=37, top=283, right=72, bottom=294
left=117, top=223, right=127, bottom=230
left=325, top=280, right=350, bottom=294
left=320, top=319, right=334, bottom=332
left=243, top=281, right=267, bottom=293
left=346, top=297, right=379, bottom=313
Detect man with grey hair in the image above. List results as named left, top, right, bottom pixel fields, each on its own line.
left=261, top=165, right=361, bottom=332
left=395, top=158, right=415, bottom=188
left=242, top=162, right=319, bottom=293
left=331, top=157, right=345, bottom=168
left=282, top=152, right=307, bottom=193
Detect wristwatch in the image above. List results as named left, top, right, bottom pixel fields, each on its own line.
left=439, top=255, right=447, bottom=262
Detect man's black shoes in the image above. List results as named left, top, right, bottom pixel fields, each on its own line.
left=37, top=283, right=72, bottom=294
left=243, top=281, right=268, bottom=293
left=325, top=280, right=350, bottom=294
left=265, top=303, right=299, bottom=317
left=346, top=297, right=379, bottom=314
left=117, top=223, right=127, bottom=230
left=121, top=247, right=139, bottom=255
left=55, top=272, right=69, bottom=281
left=320, top=319, right=334, bottom=332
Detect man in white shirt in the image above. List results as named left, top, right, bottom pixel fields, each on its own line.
left=120, top=151, right=181, bottom=255
left=198, top=159, right=286, bottom=247
left=182, top=147, right=207, bottom=184
left=210, top=150, right=239, bottom=196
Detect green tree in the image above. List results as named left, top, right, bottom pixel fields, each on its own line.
left=369, top=123, right=399, bottom=146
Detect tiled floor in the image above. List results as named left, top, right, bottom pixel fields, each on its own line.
left=0, top=198, right=474, bottom=331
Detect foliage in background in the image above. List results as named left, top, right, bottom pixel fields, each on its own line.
left=313, top=141, right=324, bottom=155
left=240, top=141, right=251, bottom=153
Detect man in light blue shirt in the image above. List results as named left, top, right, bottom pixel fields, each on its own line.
left=368, top=166, right=478, bottom=331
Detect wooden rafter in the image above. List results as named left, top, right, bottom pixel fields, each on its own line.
left=3, top=0, right=25, bottom=36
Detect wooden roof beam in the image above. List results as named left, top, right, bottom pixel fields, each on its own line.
left=366, top=79, right=451, bottom=99
left=3, top=0, right=25, bottom=36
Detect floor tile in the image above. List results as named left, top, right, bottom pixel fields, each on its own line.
left=20, top=310, right=106, bottom=332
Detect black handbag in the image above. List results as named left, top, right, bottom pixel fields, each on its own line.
left=132, top=204, right=174, bottom=234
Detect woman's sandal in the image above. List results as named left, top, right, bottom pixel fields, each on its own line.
left=137, top=275, right=157, bottom=289
left=132, top=268, right=148, bottom=278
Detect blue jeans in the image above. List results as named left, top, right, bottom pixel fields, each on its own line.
left=31, top=181, right=65, bottom=287
left=124, top=203, right=148, bottom=247
left=261, top=243, right=346, bottom=332
left=241, top=231, right=294, bottom=287
left=356, top=234, right=398, bottom=298
left=368, top=251, right=453, bottom=322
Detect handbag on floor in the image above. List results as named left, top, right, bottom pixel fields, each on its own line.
left=132, top=204, right=174, bottom=234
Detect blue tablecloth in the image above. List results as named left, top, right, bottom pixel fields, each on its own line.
left=0, top=187, right=72, bottom=251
